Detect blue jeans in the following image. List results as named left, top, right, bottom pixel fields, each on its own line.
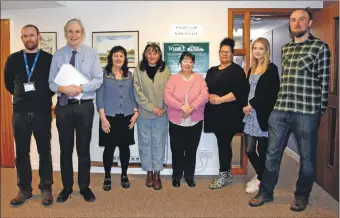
left=259, top=110, right=320, bottom=198
left=137, top=115, right=168, bottom=171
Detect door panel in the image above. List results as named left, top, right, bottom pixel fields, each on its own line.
left=0, top=19, right=15, bottom=167
left=312, top=2, right=339, bottom=201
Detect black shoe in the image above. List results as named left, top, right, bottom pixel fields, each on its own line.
left=172, top=178, right=180, bottom=188
left=120, top=175, right=130, bottom=189
left=56, top=188, right=73, bottom=203
left=80, top=188, right=95, bottom=202
left=290, top=195, right=308, bottom=212
left=185, top=178, right=196, bottom=188
left=249, top=193, right=273, bottom=207
left=103, top=178, right=111, bottom=191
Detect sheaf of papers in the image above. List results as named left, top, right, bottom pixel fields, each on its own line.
left=54, top=64, right=89, bottom=100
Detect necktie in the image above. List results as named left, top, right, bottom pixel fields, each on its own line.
left=59, top=50, right=77, bottom=106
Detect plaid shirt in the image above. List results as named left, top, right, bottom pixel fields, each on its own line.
left=274, top=34, right=331, bottom=114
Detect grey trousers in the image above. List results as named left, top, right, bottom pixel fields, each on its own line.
left=137, top=115, right=168, bottom=171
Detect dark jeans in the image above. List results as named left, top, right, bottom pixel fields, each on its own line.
left=13, top=111, right=53, bottom=191
left=55, top=101, right=94, bottom=190
left=245, top=135, right=268, bottom=181
left=169, top=121, right=203, bottom=179
left=103, top=145, right=130, bottom=176
left=259, top=110, right=320, bottom=198
left=214, top=130, right=237, bottom=172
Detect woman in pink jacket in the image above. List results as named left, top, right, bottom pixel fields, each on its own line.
left=164, top=51, right=209, bottom=188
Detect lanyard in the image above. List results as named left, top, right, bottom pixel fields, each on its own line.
left=23, top=50, right=40, bottom=82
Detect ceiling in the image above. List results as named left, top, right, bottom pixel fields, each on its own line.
left=1, top=1, right=66, bottom=10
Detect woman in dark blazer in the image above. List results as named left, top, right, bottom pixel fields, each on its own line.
left=204, top=38, right=249, bottom=189
left=243, top=37, right=280, bottom=194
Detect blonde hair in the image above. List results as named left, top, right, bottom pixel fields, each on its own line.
left=250, top=37, right=271, bottom=75
left=64, top=18, right=85, bottom=38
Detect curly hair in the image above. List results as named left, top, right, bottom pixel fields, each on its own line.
left=104, top=46, right=129, bottom=77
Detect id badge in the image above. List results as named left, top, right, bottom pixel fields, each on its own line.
left=23, top=82, right=36, bottom=92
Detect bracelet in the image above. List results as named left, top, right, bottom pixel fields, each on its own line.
left=134, top=111, right=138, bottom=113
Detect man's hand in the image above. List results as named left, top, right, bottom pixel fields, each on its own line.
left=59, top=85, right=80, bottom=97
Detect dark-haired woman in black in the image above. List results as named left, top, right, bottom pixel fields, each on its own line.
left=204, top=37, right=249, bottom=189
left=96, top=46, right=138, bottom=190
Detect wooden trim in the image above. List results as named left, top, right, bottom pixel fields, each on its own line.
left=228, top=9, right=234, bottom=37
left=244, top=12, right=251, bottom=73
left=0, top=19, right=15, bottom=168
left=233, top=49, right=246, bottom=56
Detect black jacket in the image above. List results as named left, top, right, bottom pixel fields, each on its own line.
left=247, top=63, right=280, bottom=131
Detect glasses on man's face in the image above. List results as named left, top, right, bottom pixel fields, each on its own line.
left=219, top=50, right=232, bottom=55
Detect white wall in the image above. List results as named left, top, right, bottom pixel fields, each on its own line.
left=1, top=1, right=322, bottom=175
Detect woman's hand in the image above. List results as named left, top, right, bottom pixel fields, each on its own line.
left=129, top=112, right=139, bottom=129
left=181, top=104, right=193, bottom=116
left=243, top=104, right=253, bottom=115
left=101, top=117, right=110, bottom=134
left=209, top=95, right=223, bottom=105
left=157, top=109, right=165, bottom=117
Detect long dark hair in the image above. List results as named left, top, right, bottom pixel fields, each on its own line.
left=139, top=43, right=165, bottom=72
left=104, top=46, right=129, bottom=77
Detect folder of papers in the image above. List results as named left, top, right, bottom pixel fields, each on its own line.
left=54, top=64, right=89, bottom=100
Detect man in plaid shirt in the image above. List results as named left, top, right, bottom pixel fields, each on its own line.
left=249, top=8, right=331, bottom=212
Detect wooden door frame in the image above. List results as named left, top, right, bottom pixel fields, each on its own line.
left=228, top=8, right=319, bottom=74
left=1, top=19, right=15, bottom=168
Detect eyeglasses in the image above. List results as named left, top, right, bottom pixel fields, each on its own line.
left=219, top=50, right=232, bottom=55
left=181, top=60, right=194, bottom=65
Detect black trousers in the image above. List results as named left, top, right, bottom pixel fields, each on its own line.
left=214, top=130, right=237, bottom=172
left=55, top=101, right=94, bottom=190
left=169, top=121, right=203, bottom=179
left=245, top=135, right=268, bottom=181
left=13, top=111, right=53, bottom=191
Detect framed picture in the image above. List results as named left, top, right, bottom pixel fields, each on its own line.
left=39, top=32, right=57, bottom=54
left=92, top=31, right=139, bottom=68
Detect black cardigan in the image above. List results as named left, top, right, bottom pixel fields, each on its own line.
left=247, top=63, right=280, bottom=131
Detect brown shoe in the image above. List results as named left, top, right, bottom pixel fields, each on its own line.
left=145, top=171, right=153, bottom=187
left=41, top=189, right=53, bottom=206
left=290, top=196, right=308, bottom=212
left=10, top=191, right=33, bottom=205
left=153, top=171, right=162, bottom=190
left=249, top=193, right=273, bottom=207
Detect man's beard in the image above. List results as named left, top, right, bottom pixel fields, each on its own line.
left=290, top=28, right=308, bottom=38
left=24, top=42, right=38, bottom=51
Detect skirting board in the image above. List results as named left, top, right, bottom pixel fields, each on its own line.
left=30, top=148, right=300, bottom=175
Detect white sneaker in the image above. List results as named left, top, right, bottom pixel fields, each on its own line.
left=245, top=174, right=258, bottom=187
left=245, top=179, right=260, bottom=194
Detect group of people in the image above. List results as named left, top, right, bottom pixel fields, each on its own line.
left=4, top=8, right=330, bottom=213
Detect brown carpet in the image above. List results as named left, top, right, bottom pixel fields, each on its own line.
left=1, top=154, right=338, bottom=217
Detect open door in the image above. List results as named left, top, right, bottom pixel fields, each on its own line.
left=0, top=19, right=15, bottom=168
left=312, top=1, right=339, bottom=201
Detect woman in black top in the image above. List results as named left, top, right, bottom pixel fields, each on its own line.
left=204, top=38, right=249, bottom=189
left=242, top=37, right=280, bottom=194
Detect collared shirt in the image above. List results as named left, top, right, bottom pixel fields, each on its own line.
left=48, top=44, right=103, bottom=100
left=96, top=70, right=137, bottom=117
left=274, top=34, right=331, bottom=114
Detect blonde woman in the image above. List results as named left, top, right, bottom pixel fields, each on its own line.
left=243, top=37, right=280, bottom=193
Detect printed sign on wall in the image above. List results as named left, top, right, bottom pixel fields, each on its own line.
left=164, top=42, right=209, bottom=74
